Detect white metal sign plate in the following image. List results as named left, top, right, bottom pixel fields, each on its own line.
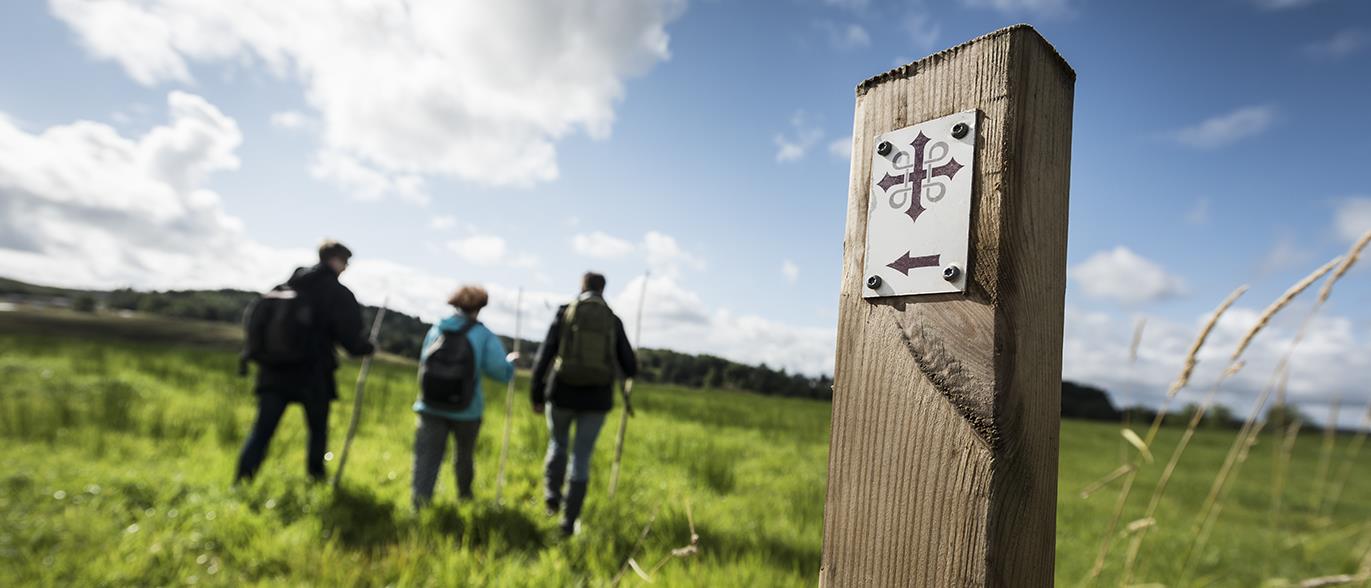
left=863, top=110, right=976, bottom=298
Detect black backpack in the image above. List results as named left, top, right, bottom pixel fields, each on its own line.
left=241, top=284, right=316, bottom=369
left=418, top=321, right=480, bottom=411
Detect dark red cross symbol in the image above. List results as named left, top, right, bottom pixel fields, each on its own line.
left=875, top=131, right=964, bottom=276
left=876, top=132, right=964, bottom=224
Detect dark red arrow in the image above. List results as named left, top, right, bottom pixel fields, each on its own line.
left=886, top=251, right=940, bottom=276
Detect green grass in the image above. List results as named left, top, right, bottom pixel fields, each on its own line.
left=1, top=308, right=1369, bottom=586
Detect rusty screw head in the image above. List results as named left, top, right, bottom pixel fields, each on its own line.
left=876, top=141, right=892, bottom=156
left=942, top=265, right=961, bottom=281
left=866, top=275, right=882, bottom=289
left=951, top=122, right=969, bottom=139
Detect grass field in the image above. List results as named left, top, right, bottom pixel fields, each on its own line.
left=2, top=308, right=1370, bottom=586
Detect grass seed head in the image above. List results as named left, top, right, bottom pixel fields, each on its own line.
left=1316, top=229, right=1371, bottom=306
left=1168, top=285, right=1248, bottom=398
left=1230, top=257, right=1340, bottom=363
left=1129, top=317, right=1147, bottom=364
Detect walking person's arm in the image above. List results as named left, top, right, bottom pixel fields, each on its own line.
left=613, top=316, right=638, bottom=379
left=331, top=288, right=376, bottom=357
left=530, top=308, right=564, bottom=413
left=419, top=324, right=439, bottom=363
left=481, top=329, right=515, bottom=383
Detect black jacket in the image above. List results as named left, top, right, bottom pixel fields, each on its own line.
left=531, top=300, right=638, bottom=412
left=255, top=264, right=375, bottom=401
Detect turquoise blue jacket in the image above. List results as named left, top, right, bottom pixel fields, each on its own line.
left=413, top=314, right=514, bottom=421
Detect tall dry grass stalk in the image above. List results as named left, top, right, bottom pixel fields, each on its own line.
left=1086, top=287, right=1245, bottom=584
left=1310, top=399, right=1342, bottom=511
left=611, top=499, right=699, bottom=585
left=1119, top=317, right=1149, bottom=463
left=1143, top=286, right=1248, bottom=445
left=1124, top=258, right=1341, bottom=586
left=1270, top=417, right=1305, bottom=571
left=1172, top=256, right=1343, bottom=580
left=1180, top=364, right=1285, bottom=574
left=1179, top=419, right=1267, bottom=584
left=1263, top=241, right=1368, bottom=556
left=1323, top=402, right=1371, bottom=517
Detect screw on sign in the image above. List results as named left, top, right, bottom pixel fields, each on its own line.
left=862, top=111, right=977, bottom=298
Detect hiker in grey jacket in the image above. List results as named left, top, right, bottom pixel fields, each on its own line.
left=531, top=272, right=637, bottom=536
left=411, top=285, right=517, bottom=509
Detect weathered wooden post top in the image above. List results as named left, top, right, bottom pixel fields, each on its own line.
left=822, top=25, right=1074, bottom=587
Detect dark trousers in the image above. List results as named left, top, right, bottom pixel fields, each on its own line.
left=411, top=414, right=482, bottom=509
left=235, top=393, right=331, bottom=482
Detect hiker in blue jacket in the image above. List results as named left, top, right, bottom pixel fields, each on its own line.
left=411, top=285, right=517, bottom=509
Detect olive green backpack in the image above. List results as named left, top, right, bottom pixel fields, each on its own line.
left=554, top=295, right=616, bottom=386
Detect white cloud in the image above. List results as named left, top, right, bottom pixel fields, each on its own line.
left=1304, top=29, right=1368, bottom=59
left=443, top=233, right=540, bottom=269
left=1170, top=105, right=1276, bottom=149
left=611, top=273, right=835, bottom=374
left=642, top=230, right=705, bottom=275
left=828, top=136, right=852, bottom=161
left=572, top=231, right=636, bottom=259
left=816, top=21, right=870, bottom=51
left=309, top=150, right=429, bottom=204
left=905, top=14, right=941, bottom=50
left=50, top=0, right=685, bottom=189
left=782, top=260, right=800, bottom=285
left=446, top=235, right=508, bottom=266
left=0, top=96, right=829, bottom=376
left=429, top=215, right=457, bottom=231
left=774, top=110, right=823, bottom=163
left=960, top=0, right=1072, bottom=17
left=1063, top=303, right=1371, bottom=425
left=1071, top=247, right=1187, bottom=305
left=1335, top=197, right=1371, bottom=243
left=570, top=229, right=704, bottom=274
left=1184, top=197, right=1210, bottom=225
left=0, top=91, right=298, bottom=290
left=269, top=110, right=312, bottom=131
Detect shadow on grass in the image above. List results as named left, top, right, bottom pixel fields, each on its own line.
left=416, top=502, right=547, bottom=555
left=466, top=504, right=546, bottom=554
left=321, top=485, right=400, bottom=549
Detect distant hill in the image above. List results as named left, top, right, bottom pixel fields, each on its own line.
left=1061, top=381, right=1120, bottom=421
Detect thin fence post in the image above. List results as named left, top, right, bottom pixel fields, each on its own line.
left=821, top=25, right=1074, bottom=587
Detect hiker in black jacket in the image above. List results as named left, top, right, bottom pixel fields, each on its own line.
left=235, top=240, right=375, bottom=483
left=531, top=272, right=637, bottom=536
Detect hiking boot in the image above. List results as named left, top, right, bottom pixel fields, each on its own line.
left=561, top=480, right=588, bottom=538
left=559, top=519, right=578, bottom=537
left=544, top=498, right=560, bottom=518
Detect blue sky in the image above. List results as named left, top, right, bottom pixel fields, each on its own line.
left=1, top=0, right=1368, bottom=421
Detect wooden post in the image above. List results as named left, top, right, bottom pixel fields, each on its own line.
left=821, top=25, right=1074, bottom=587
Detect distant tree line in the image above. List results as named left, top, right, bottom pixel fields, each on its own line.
left=632, top=348, right=835, bottom=400
left=11, top=275, right=1321, bottom=418
left=1068, top=380, right=1318, bottom=430
left=4, top=276, right=834, bottom=399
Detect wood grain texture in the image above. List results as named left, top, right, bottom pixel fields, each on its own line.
left=820, top=25, right=1074, bottom=588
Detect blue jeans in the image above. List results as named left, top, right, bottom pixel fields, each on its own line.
left=544, top=407, right=607, bottom=500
